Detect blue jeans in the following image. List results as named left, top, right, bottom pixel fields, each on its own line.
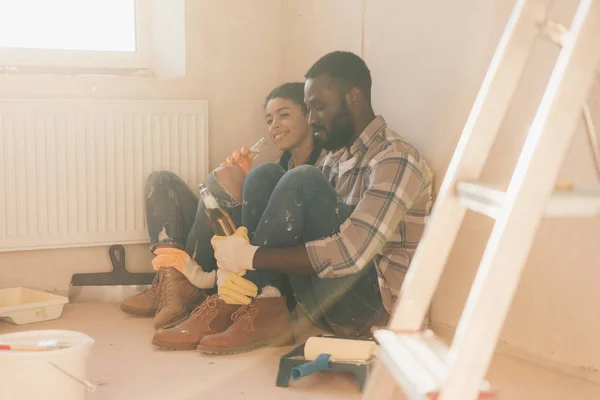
left=242, top=163, right=389, bottom=337
left=145, top=170, right=242, bottom=295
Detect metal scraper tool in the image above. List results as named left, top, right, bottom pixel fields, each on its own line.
left=69, top=245, right=155, bottom=303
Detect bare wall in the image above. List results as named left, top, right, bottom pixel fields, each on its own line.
left=281, top=0, right=363, bottom=82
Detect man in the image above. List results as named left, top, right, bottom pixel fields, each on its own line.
left=157, top=51, right=434, bottom=354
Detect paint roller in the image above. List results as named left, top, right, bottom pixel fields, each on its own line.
left=291, top=337, right=377, bottom=380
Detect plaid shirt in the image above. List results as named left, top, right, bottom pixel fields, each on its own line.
left=305, top=116, right=434, bottom=313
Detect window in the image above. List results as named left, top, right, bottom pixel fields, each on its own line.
left=0, top=0, right=150, bottom=70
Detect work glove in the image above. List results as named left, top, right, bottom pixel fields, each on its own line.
left=216, top=269, right=258, bottom=305
left=211, top=227, right=258, bottom=274
left=211, top=227, right=259, bottom=304
left=151, top=248, right=216, bottom=289
left=220, top=146, right=253, bottom=175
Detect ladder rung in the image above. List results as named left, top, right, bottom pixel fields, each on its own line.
left=456, top=182, right=600, bottom=219
left=538, top=19, right=570, bottom=47
left=374, top=329, right=494, bottom=400
left=455, top=183, right=505, bottom=219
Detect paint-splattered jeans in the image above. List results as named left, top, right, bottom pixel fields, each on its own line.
left=145, top=170, right=242, bottom=294
left=242, top=162, right=389, bottom=337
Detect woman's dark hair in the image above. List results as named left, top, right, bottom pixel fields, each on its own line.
left=264, top=82, right=308, bottom=114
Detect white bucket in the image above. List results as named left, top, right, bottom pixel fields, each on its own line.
left=0, top=330, right=95, bottom=400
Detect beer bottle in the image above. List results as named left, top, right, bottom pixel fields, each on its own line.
left=199, top=183, right=237, bottom=236
left=232, top=137, right=268, bottom=174
left=249, top=137, right=267, bottom=160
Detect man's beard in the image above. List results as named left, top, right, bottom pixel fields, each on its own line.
left=313, top=103, right=356, bottom=151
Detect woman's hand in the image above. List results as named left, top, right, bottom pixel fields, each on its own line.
left=220, top=146, right=253, bottom=175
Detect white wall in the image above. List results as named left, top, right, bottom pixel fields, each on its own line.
left=281, top=0, right=363, bottom=81
left=364, top=0, right=500, bottom=188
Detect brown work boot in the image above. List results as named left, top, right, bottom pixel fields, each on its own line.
left=152, top=294, right=240, bottom=350
left=197, top=296, right=294, bottom=355
left=120, top=271, right=161, bottom=317
left=153, top=267, right=207, bottom=330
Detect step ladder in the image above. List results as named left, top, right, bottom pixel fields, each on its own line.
left=361, top=1, right=600, bottom=399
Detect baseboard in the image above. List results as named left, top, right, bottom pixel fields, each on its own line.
left=430, top=321, right=600, bottom=386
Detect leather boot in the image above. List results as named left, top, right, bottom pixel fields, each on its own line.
left=152, top=294, right=240, bottom=350
left=120, top=271, right=161, bottom=317
left=197, top=296, right=294, bottom=355
left=153, top=267, right=207, bottom=330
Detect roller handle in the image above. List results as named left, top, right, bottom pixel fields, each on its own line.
left=291, top=354, right=331, bottom=380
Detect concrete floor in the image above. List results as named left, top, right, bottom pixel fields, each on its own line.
left=1, top=303, right=600, bottom=400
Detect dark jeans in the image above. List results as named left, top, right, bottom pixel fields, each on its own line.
left=242, top=163, right=388, bottom=337
left=145, top=170, right=242, bottom=295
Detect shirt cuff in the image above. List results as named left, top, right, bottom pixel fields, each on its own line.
left=305, top=241, right=333, bottom=278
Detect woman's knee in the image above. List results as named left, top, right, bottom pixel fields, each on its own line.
left=214, top=165, right=246, bottom=203
left=245, top=162, right=286, bottom=190
left=278, top=165, right=323, bottom=187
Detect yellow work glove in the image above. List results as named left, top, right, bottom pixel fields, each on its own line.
left=151, top=247, right=217, bottom=289
left=211, top=227, right=259, bottom=305
left=217, top=270, right=258, bottom=305
left=151, top=247, right=188, bottom=271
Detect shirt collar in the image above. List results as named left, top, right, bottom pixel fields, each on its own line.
left=349, top=115, right=386, bottom=156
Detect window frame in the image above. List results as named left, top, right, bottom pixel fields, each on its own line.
left=0, top=0, right=151, bottom=71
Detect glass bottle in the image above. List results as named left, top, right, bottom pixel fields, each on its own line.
left=234, top=137, right=267, bottom=173
left=198, top=137, right=266, bottom=235
left=249, top=137, right=267, bottom=160
left=199, top=183, right=237, bottom=236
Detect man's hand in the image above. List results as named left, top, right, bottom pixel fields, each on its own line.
left=211, top=227, right=258, bottom=274
left=152, top=248, right=217, bottom=289
left=220, top=146, right=253, bottom=175
left=217, top=270, right=258, bottom=305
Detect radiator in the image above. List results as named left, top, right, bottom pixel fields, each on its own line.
left=0, top=99, right=209, bottom=252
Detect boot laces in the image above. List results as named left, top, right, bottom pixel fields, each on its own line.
left=191, top=294, right=219, bottom=321
left=231, top=301, right=257, bottom=322
left=157, top=269, right=174, bottom=311
left=140, top=273, right=160, bottom=299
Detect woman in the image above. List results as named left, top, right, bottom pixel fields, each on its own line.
left=120, top=82, right=325, bottom=333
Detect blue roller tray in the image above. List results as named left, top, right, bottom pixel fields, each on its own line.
left=275, top=335, right=375, bottom=391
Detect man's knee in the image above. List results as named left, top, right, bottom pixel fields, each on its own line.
left=214, top=165, right=246, bottom=204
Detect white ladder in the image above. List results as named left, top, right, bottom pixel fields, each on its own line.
left=362, top=1, right=600, bottom=399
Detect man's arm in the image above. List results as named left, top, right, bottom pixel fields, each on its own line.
left=251, top=150, right=430, bottom=278
left=252, top=245, right=316, bottom=275
left=304, top=150, right=429, bottom=278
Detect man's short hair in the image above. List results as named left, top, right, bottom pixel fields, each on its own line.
left=305, top=51, right=372, bottom=103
